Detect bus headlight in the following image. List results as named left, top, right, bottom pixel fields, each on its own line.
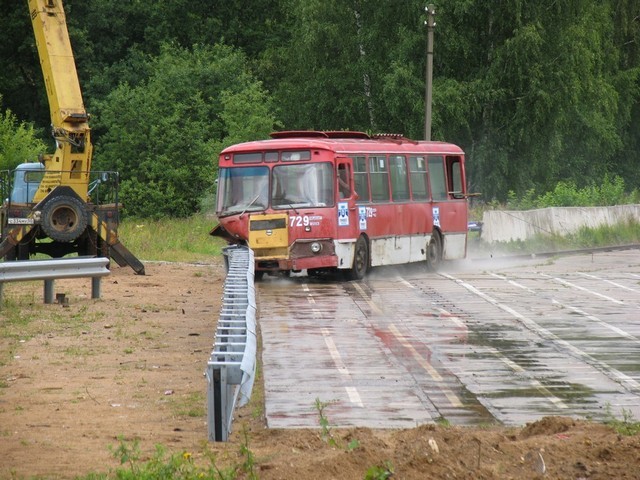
left=310, top=242, right=322, bottom=253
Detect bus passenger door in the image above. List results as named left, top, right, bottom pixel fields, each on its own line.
left=336, top=158, right=359, bottom=238
left=428, top=155, right=467, bottom=260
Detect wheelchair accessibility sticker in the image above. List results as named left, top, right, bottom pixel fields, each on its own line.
left=338, top=202, right=349, bottom=226
left=433, top=206, right=440, bottom=227
left=358, top=206, right=367, bottom=230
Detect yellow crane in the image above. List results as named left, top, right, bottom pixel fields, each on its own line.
left=0, top=0, right=144, bottom=274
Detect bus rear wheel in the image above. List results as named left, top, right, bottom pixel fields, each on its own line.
left=344, top=236, right=369, bottom=280
left=426, top=230, right=442, bottom=272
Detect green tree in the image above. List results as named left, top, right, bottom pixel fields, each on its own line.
left=435, top=0, right=640, bottom=200
left=0, top=2, right=50, bottom=129
left=92, top=43, right=277, bottom=218
left=0, top=100, right=46, bottom=171
left=263, top=0, right=429, bottom=137
left=2, top=0, right=638, bottom=206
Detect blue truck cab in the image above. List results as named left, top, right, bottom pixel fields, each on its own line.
left=9, top=162, right=45, bottom=204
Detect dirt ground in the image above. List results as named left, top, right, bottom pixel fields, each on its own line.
left=1, top=260, right=640, bottom=479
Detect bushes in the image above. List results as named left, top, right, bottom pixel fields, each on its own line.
left=505, top=174, right=639, bottom=210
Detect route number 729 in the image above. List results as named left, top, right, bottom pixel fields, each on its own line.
left=290, top=215, right=310, bottom=227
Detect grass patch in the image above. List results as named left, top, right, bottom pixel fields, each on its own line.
left=169, top=391, right=206, bottom=418
left=63, top=345, right=99, bottom=357
left=75, top=436, right=251, bottom=480
left=118, top=214, right=226, bottom=263
left=604, top=406, right=640, bottom=436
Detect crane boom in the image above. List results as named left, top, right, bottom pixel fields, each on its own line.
left=0, top=0, right=144, bottom=275
left=29, top=0, right=91, bottom=202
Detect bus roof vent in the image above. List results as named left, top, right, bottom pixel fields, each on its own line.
left=270, top=130, right=371, bottom=140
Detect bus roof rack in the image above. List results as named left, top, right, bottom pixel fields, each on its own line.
left=269, top=130, right=417, bottom=143
left=270, top=130, right=371, bottom=139
left=371, top=133, right=418, bottom=144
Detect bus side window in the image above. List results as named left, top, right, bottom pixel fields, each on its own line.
left=409, top=156, right=428, bottom=200
left=389, top=155, right=409, bottom=201
left=446, top=156, right=464, bottom=198
left=353, top=156, right=370, bottom=202
left=369, top=155, right=389, bottom=202
left=427, top=156, right=447, bottom=201
left=337, top=163, right=351, bottom=199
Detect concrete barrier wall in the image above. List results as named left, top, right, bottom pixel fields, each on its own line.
left=481, top=204, right=640, bottom=243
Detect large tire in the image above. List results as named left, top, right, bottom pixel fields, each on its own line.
left=344, top=236, right=369, bottom=280
left=426, top=230, right=442, bottom=272
left=41, top=195, right=88, bottom=243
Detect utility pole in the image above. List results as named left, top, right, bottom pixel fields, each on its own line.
left=424, top=4, right=436, bottom=141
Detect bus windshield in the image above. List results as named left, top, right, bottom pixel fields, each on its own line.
left=217, top=166, right=269, bottom=215
left=272, top=163, right=333, bottom=209
left=217, top=163, right=334, bottom=215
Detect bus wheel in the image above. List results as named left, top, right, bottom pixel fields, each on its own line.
left=426, top=231, right=442, bottom=272
left=345, top=236, right=369, bottom=280
left=254, top=271, right=265, bottom=281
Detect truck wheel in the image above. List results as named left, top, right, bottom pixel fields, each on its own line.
left=344, top=236, right=369, bottom=280
left=41, top=195, right=88, bottom=243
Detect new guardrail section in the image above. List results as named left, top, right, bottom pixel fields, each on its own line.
left=206, top=245, right=257, bottom=441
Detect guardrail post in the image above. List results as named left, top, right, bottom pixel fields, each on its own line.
left=44, top=279, right=55, bottom=304
left=91, top=276, right=101, bottom=299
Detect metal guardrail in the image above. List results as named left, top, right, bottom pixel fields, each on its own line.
left=206, top=245, right=257, bottom=441
left=0, top=257, right=110, bottom=306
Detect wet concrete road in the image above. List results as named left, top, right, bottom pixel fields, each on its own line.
left=258, top=249, right=640, bottom=428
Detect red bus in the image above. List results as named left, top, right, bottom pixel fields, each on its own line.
left=211, top=131, right=468, bottom=279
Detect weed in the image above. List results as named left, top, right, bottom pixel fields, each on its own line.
left=315, top=397, right=340, bottom=448
left=346, top=438, right=361, bottom=452
left=239, top=425, right=258, bottom=480
left=76, top=433, right=256, bottom=479
left=110, top=436, right=141, bottom=474
left=435, top=416, right=451, bottom=427
left=603, top=405, right=640, bottom=436
left=314, top=397, right=362, bottom=452
left=364, top=461, right=395, bottom=480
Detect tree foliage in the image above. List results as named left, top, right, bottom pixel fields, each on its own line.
left=0, top=0, right=638, bottom=216
left=0, top=99, right=46, bottom=171
left=92, top=44, right=277, bottom=218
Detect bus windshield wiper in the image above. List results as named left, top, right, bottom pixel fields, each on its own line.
left=239, top=193, right=262, bottom=218
left=282, top=203, right=299, bottom=214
